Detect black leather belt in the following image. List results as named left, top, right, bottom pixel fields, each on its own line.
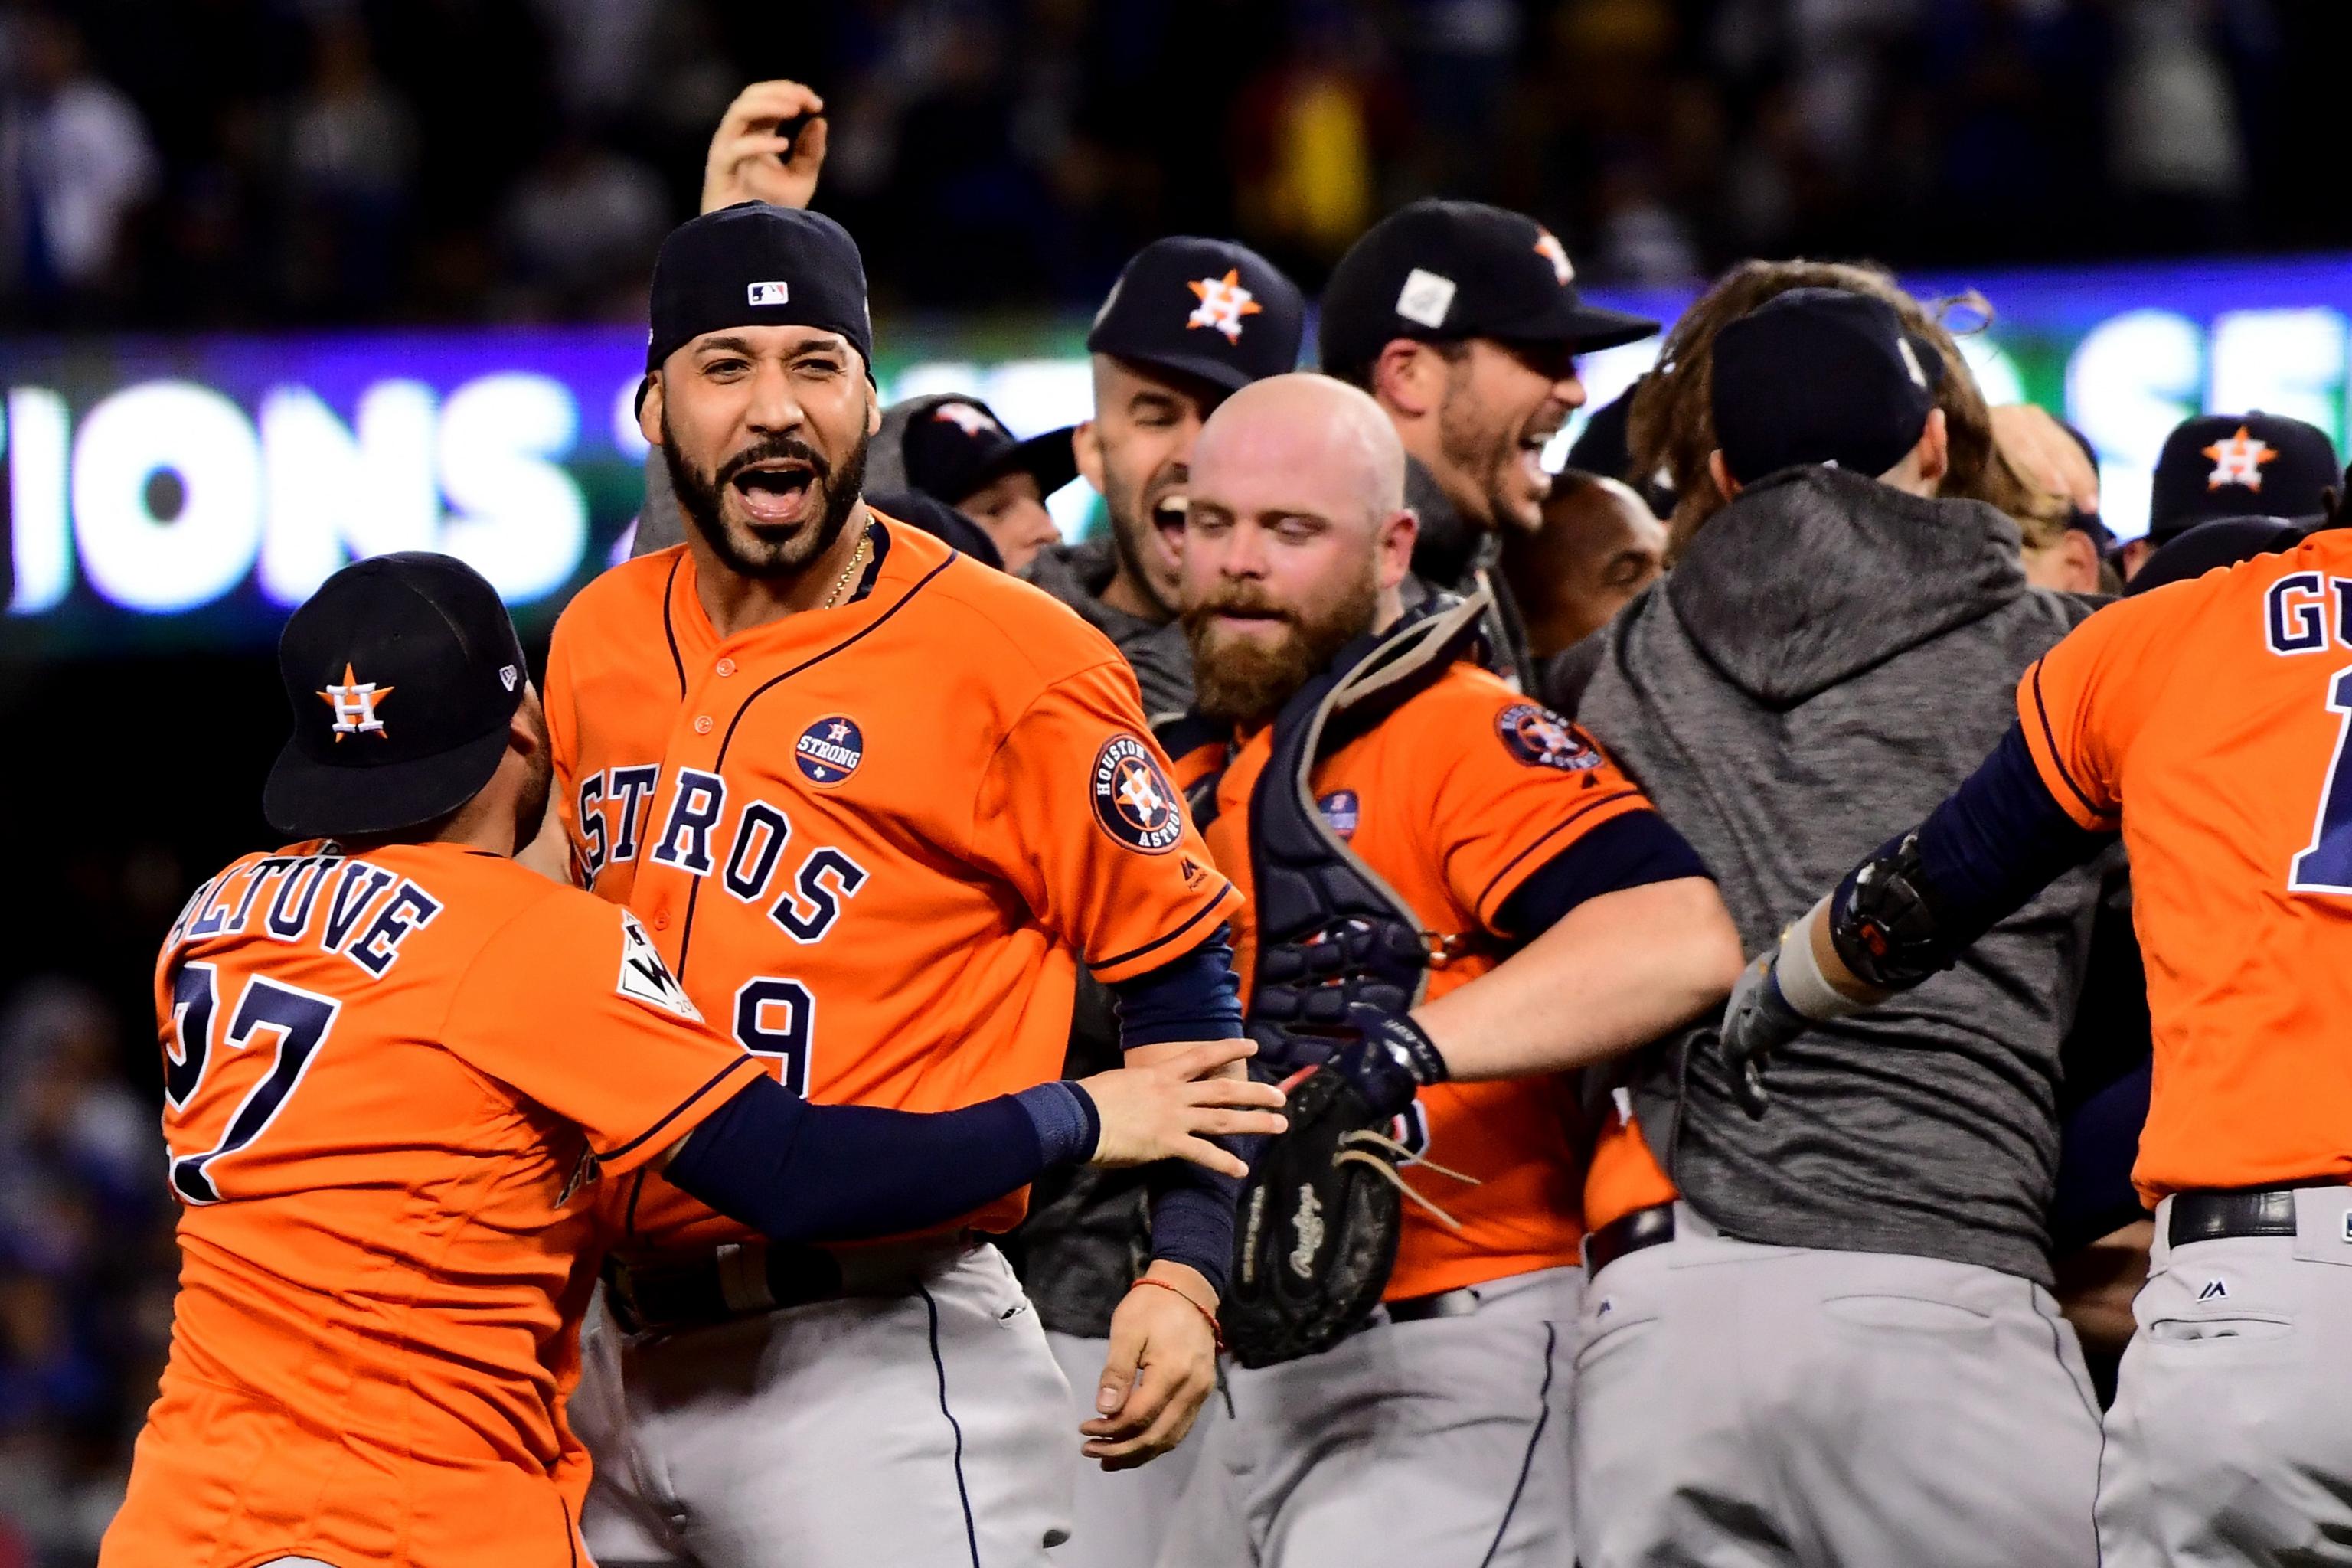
left=1585, top=1203, right=1675, bottom=1279
left=2167, top=1188, right=2302, bottom=1248
left=606, top=1236, right=973, bottom=1334
left=1384, top=1285, right=1485, bottom=1324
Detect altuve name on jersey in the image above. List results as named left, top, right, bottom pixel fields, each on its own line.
left=165, top=851, right=442, bottom=979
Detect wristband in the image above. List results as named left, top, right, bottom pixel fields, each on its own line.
left=1772, top=895, right=1866, bottom=1023
left=1357, top=1008, right=1452, bottom=1088
left=1130, top=1276, right=1223, bottom=1351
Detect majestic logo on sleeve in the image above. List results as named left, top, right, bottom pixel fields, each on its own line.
left=616, top=912, right=702, bottom=1021
left=1186, top=270, right=1263, bottom=343
left=1498, top=704, right=1603, bottom=772
left=1092, top=734, right=1184, bottom=854
left=795, top=716, right=864, bottom=785
left=2204, top=426, right=2278, bottom=491
left=318, top=663, right=394, bottom=740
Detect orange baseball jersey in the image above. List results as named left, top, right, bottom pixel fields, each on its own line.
left=1187, top=662, right=1659, bottom=1301
left=103, top=840, right=765, bottom=1568
left=2017, top=533, right=2352, bottom=1203
left=543, top=517, right=1236, bottom=1251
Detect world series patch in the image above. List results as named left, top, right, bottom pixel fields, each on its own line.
left=795, top=716, right=864, bottom=785
left=1316, top=789, right=1361, bottom=839
left=1092, top=733, right=1183, bottom=854
left=1497, top=703, right=1602, bottom=772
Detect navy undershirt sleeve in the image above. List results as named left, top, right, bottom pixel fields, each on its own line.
left=1838, top=722, right=2115, bottom=952
left=664, top=1075, right=1100, bottom=1245
left=1109, top=926, right=1243, bottom=1045
left=1110, top=927, right=1246, bottom=1298
left=1493, top=811, right=1711, bottom=942
left=2049, top=1060, right=2152, bottom=1254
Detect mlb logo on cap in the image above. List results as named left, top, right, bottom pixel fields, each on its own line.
left=747, top=280, right=790, bottom=305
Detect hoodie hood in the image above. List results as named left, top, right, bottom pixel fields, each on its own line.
left=1663, top=465, right=2029, bottom=707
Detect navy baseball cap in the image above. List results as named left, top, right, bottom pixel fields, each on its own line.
left=640, top=203, right=874, bottom=412
left=2124, top=514, right=2307, bottom=597
left=1711, top=288, right=1945, bottom=487
left=1086, top=237, right=1304, bottom=394
left=2147, top=412, right=2338, bottom=544
left=880, top=395, right=1079, bottom=509
left=266, top=553, right=529, bottom=839
left=1318, top=200, right=1657, bottom=386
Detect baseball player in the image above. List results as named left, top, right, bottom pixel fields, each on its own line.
left=1569, top=289, right=2114, bottom=1568
left=2118, top=410, right=2338, bottom=582
left=1024, top=235, right=1307, bottom=717
left=1149, top=373, right=1743, bottom=1566
left=1722, top=522, right=2352, bottom=1566
left=1316, top=201, right=1658, bottom=688
left=100, top=553, right=1282, bottom=1568
left=867, top=392, right=1076, bottom=574
left=540, top=204, right=1256, bottom=1568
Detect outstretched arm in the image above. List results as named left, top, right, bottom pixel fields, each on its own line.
left=1311, top=812, right=1743, bottom=1115
left=1719, top=722, right=2117, bottom=1112
left=659, top=1038, right=1283, bottom=1246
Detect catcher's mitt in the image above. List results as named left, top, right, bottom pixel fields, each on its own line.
left=1221, top=1065, right=1409, bottom=1367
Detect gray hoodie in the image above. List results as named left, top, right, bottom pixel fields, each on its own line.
left=1579, top=466, right=2102, bottom=1285
left=1024, top=537, right=1195, bottom=720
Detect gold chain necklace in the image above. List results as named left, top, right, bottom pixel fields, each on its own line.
left=821, top=533, right=870, bottom=611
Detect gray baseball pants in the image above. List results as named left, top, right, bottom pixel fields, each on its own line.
left=1155, top=1265, right=1579, bottom=1568
left=572, top=1243, right=1076, bottom=1568
left=1572, top=1201, right=2102, bottom=1568
left=2097, top=1186, right=2352, bottom=1566
left=1044, top=1329, right=1207, bottom=1568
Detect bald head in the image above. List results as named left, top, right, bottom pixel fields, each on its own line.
left=1192, top=373, right=1408, bottom=524
left=1179, top=374, right=1421, bottom=727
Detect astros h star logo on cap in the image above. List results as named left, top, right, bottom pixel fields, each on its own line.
left=318, top=663, right=394, bottom=741
left=2204, top=426, right=2278, bottom=492
left=933, top=401, right=1004, bottom=438
left=1533, top=230, right=1574, bottom=286
left=1186, top=270, right=1263, bottom=343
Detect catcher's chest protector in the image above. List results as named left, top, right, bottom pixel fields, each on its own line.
left=1238, top=592, right=1495, bottom=1070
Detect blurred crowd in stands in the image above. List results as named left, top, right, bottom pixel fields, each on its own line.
left=0, top=0, right=2337, bottom=334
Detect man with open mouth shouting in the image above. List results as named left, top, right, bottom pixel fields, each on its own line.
left=1024, top=237, right=1306, bottom=722
left=532, top=202, right=1258, bottom=1568
left=1317, top=200, right=1660, bottom=691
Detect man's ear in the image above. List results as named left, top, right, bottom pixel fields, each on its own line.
left=2056, top=528, right=2101, bottom=593
left=1916, top=407, right=1950, bottom=487
left=865, top=383, right=882, bottom=437
left=2120, top=536, right=2156, bottom=582
left=1707, top=449, right=1741, bottom=500
left=637, top=374, right=665, bottom=447
left=1370, top=340, right=1437, bottom=420
left=1073, top=420, right=1106, bottom=495
left=1378, top=508, right=1419, bottom=591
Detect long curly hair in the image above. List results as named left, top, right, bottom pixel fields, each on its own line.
left=1628, top=259, right=2063, bottom=562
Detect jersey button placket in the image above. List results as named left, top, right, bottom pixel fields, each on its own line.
left=694, top=715, right=714, bottom=735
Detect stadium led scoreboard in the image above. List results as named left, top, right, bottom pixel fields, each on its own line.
left=5, top=254, right=2349, bottom=655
